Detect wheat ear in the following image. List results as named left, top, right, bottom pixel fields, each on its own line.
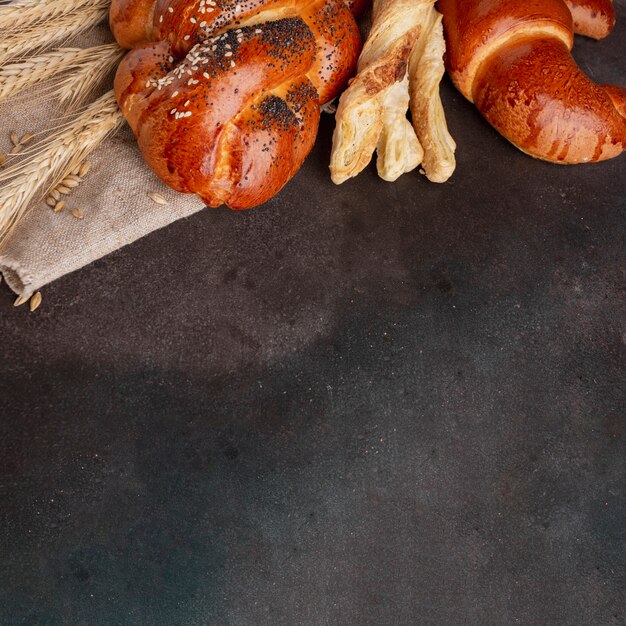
left=0, top=45, right=123, bottom=106
left=0, top=0, right=110, bottom=33
left=0, top=91, right=122, bottom=244
left=0, top=6, right=109, bottom=68
left=56, top=45, right=126, bottom=109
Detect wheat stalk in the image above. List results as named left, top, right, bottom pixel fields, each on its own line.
left=0, top=44, right=123, bottom=106
left=0, top=0, right=110, bottom=32
left=0, top=90, right=123, bottom=244
left=0, top=6, right=109, bottom=68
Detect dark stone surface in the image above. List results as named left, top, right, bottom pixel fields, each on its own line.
left=1, top=11, right=625, bottom=626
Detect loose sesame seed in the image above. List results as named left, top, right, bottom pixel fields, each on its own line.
left=184, top=35, right=190, bottom=40
left=190, top=16, right=196, bottom=23
left=170, top=108, right=176, bottom=114
left=172, top=90, right=179, bottom=97
left=159, top=15, right=163, bottom=22
left=168, top=6, right=173, bottom=12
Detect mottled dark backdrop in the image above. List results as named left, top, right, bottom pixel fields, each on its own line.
left=1, top=6, right=625, bottom=625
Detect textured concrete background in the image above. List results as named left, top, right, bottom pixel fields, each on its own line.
left=1, top=8, right=625, bottom=626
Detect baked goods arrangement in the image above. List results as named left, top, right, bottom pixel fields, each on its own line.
left=0, top=0, right=624, bottom=248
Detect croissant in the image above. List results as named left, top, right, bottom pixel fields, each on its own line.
left=438, top=0, right=626, bottom=163
left=110, top=0, right=361, bottom=209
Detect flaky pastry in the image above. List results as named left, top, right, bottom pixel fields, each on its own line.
left=330, top=0, right=456, bottom=185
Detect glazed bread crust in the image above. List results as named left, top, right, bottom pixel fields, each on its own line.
left=438, top=0, right=626, bottom=164
left=111, top=0, right=360, bottom=208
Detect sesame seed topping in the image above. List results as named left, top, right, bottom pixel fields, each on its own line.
left=168, top=6, right=173, bottom=12
left=184, top=35, right=190, bottom=40
left=224, top=51, right=232, bottom=57
left=184, top=100, right=190, bottom=106
left=172, top=90, right=179, bottom=97
left=190, top=16, right=196, bottom=23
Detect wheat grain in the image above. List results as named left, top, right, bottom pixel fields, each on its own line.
left=45, top=196, right=57, bottom=207
left=51, top=189, right=61, bottom=201
left=14, top=294, right=28, bottom=307
left=0, top=91, right=122, bottom=244
left=10, top=131, right=19, bottom=146
left=0, top=7, right=109, bottom=68
left=54, top=200, right=65, bottom=212
left=0, top=0, right=110, bottom=33
left=29, top=291, right=42, bottom=311
left=71, top=207, right=84, bottom=219
left=148, top=192, right=168, bottom=205
left=78, top=161, right=91, bottom=177
left=0, top=154, right=6, bottom=167
left=20, top=132, right=35, bottom=145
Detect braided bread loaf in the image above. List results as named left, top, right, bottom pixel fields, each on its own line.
left=111, top=0, right=361, bottom=209
left=439, top=0, right=626, bottom=164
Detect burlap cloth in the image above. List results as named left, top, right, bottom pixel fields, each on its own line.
left=0, top=23, right=205, bottom=298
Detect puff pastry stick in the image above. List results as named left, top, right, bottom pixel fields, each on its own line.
left=330, top=0, right=456, bottom=184
left=330, top=0, right=425, bottom=183
left=408, top=8, right=456, bottom=183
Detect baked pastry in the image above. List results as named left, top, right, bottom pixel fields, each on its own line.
left=111, top=0, right=361, bottom=209
left=330, top=0, right=456, bottom=184
left=438, top=0, right=626, bottom=163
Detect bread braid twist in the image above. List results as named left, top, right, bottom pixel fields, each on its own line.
left=111, top=0, right=361, bottom=208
